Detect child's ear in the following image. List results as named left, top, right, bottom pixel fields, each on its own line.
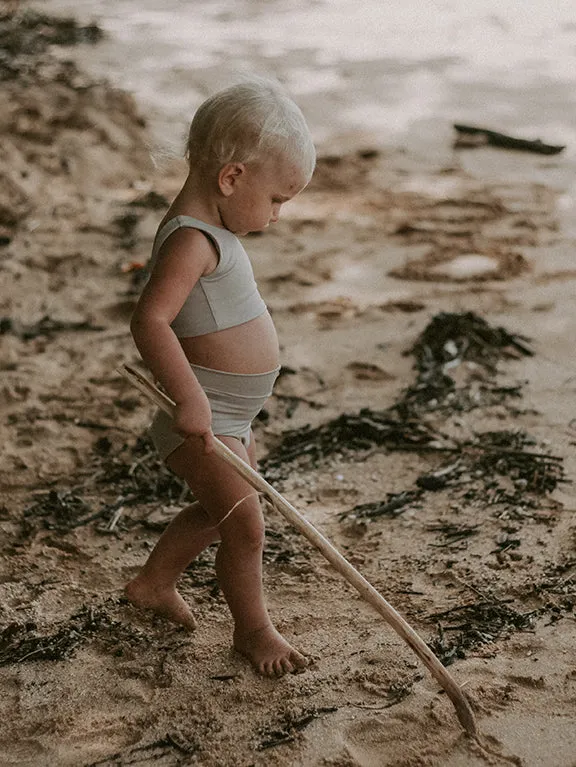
left=218, top=163, right=245, bottom=196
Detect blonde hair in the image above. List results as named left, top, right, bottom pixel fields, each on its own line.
left=185, top=78, right=316, bottom=179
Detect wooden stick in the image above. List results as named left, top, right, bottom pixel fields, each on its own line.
left=119, top=363, right=478, bottom=737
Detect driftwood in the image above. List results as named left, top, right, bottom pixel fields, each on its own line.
left=119, top=363, right=478, bottom=737
left=453, top=124, right=565, bottom=155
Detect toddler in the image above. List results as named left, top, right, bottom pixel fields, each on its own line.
left=126, top=78, right=316, bottom=677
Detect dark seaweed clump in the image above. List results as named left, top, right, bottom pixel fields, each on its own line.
left=398, top=311, right=533, bottom=415
left=256, top=707, right=337, bottom=751
left=262, top=311, right=537, bottom=483
left=92, top=436, right=187, bottom=504
left=261, top=410, right=439, bottom=482
left=0, top=604, right=148, bottom=667
left=426, top=600, right=536, bottom=665
left=20, top=437, right=187, bottom=538
left=85, top=734, right=200, bottom=767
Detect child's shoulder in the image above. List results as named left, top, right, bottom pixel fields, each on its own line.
left=157, top=214, right=238, bottom=241
left=151, top=217, right=222, bottom=278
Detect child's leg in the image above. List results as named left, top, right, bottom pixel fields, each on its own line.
left=168, top=432, right=307, bottom=677
left=125, top=500, right=220, bottom=630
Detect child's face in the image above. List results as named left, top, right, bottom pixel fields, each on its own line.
left=218, top=155, right=309, bottom=235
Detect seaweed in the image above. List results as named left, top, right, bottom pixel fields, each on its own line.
left=90, top=436, right=187, bottom=505
left=343, top=430, right=565, bottom=526
left=256, top=707, right=337, bottom=750
left=259, top=314, right=564, bottom=543
left=86, top=733, right=199, bottom=766
left=426, top=522, right=481, bottom=547
left=523, top=559, right=576, bottom=618
left=399, top=311, right=533, bottom=414
left=469, top=430, right=564, bottom=495
left=261, top=410, right=440, bottom=482
left=342, top=490, right=423, bottom=521
left=418, top=430, right=565, bottom=498
left=261, top=312, right=540, bottom=483
left=262, top=526, right=314, bottom=568
left=426, top=601, right=536, bottom=666
left=408, top=312, right=533, bottom=370
left=22, top=489, right=101, bottom=535
left=0, top=604, right=149, bottom=667
left=18, top=437, right=188, bottom=539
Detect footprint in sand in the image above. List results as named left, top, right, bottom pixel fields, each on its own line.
left=341, top=714, right=442, bottom=767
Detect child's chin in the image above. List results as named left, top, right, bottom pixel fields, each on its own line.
left=237, top=223, right=266, bottom=236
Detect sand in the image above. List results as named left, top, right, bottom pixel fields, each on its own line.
left=1, top=7, right=576, bottom=767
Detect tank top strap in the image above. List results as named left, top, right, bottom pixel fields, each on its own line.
left=151, top=215, right=235, bottom=262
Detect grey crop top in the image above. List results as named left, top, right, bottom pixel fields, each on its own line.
left=149, top=215, right=267, bottom=338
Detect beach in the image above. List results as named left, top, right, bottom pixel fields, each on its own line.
left=1, top=4, right=576, bottom=765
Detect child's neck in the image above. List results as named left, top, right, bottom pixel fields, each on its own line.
left=168, top=172, right=224, bottom=228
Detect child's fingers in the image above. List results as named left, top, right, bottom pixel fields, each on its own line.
left=202, top=430, right=216, bottom=454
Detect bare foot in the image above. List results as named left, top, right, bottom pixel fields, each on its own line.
left=125, top=577, right=197, bottom=631
left=233, top=623, right=307, bottom=677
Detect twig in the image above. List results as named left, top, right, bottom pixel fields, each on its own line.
left=106, top=506, right=124, bottom=532
left=393, top=442, right=563, bottom=463
left=450, top=574, right=501, bottom=604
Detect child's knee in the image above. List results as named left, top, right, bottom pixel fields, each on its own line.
left=220, top=506, right=265, bottom=549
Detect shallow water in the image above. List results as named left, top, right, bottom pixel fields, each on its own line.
left=40, top=0, right=576, bottom=157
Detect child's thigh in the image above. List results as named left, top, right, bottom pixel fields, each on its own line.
left=167, top=433, right=260, bottom=526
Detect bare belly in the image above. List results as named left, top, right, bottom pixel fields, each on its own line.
left=179, top=311, right=280, bottom=374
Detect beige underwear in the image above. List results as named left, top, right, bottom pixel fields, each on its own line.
left=149, top=363, right=280, bottom=461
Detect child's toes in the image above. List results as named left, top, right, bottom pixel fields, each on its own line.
left=261, top=659, right=275, bottom=677
left=290, top=649, right=308, bottom=670
left=279, top=657, right=295, bottom=675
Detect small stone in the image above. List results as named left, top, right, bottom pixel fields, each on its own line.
left=430, top=254, right=500, bottom=280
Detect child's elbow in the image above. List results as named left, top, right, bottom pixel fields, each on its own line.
left=129, top=310, right=140, bottom=336
left=130, top=307, right=170, bottom=340
left=129, top=308, right=148, bottom=342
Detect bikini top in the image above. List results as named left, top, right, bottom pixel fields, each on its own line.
left=149, top=215, right=267, bottom=338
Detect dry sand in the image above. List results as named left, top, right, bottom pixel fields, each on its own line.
left=1, top=8, right=576, bottom=767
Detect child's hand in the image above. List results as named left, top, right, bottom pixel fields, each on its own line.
left=173, top=397, right=215, bottom=453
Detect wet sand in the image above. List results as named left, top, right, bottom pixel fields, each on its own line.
left=1, top=6, right=576, bottom=766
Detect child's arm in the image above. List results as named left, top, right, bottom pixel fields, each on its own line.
left=130, top=229, right=218, bottom=452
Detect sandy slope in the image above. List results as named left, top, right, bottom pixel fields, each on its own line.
left=1, top=8, right=576, bottom=767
